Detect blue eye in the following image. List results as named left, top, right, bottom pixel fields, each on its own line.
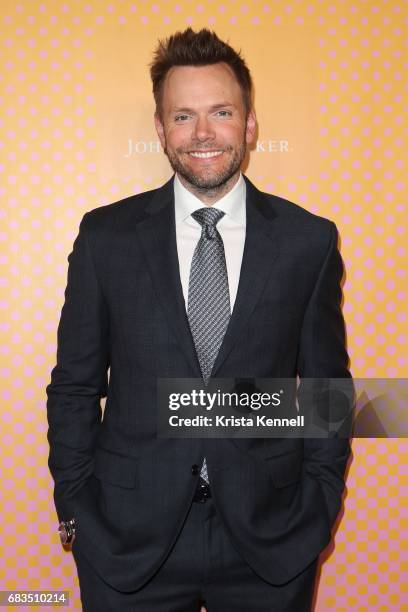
left=175, top=114, right=190, bottom=122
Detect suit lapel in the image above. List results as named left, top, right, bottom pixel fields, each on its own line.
left=132, top=175, right=279, bottom=379
left=211, top=176, right=280, bottom=376
left=133, top=177, right=202, bottom=377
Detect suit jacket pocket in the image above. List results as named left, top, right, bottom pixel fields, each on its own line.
left=93, top=447, right=139, bottom=489
left=264, top=449, right=303, bottom=488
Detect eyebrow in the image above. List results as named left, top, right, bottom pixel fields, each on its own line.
left=172, top=103, right=236, bottom=113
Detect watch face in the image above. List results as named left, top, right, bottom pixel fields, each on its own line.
left=58, top=523, right=68, bottom=545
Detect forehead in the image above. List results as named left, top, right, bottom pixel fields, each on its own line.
left=161, top=62, right=243, bottom=110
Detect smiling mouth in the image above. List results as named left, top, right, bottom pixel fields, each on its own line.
left=188, top=150, right=223, bottom=159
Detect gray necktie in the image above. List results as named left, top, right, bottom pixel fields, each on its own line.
left=187, top=207, right=231, bottom=483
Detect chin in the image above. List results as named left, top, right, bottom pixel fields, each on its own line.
left=185, top=166, right=237, bottom=189
left=187, top=174, right=233, bottom=190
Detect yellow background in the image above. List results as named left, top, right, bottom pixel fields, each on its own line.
left=0, top=1, right=406, bottom=610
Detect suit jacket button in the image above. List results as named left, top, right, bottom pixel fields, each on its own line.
left=191, top=464, right=199, bottom=475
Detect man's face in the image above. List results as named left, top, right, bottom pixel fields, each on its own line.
left=154, top=63, right=256, bottom=194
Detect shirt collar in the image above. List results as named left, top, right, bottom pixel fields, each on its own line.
left=174, top=172, right=246, bottom=225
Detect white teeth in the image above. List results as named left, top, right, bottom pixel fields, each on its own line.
left=189, top=151, right=223, bottom=159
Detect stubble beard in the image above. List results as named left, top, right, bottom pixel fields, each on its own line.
left=164, top=137, right=247, bottom=200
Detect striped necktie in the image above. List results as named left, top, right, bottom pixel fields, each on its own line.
left=187, top=207, right=231, bottom=482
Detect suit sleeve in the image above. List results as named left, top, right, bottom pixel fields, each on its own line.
left=46, top=212, right=110, bottom=522
left=297, top=221, right=353, bottom=530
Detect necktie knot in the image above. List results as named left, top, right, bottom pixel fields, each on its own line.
left=192, top=208, right=225, bottom=240
left=192, top=207, right=225, bottom=227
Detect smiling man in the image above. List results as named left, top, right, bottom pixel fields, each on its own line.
left=153, top=60, right=255, bottom=203
left=47, top=28, right=352, bottom=611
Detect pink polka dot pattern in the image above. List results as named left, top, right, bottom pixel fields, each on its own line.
left=0, top=2, right=406, bottom=611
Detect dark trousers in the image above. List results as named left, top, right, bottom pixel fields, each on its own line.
left=72, top=496, right=318, bottom=611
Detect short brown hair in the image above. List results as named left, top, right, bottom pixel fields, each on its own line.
left=150, top=28, right=253, bottom=118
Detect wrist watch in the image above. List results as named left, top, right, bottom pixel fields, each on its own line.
left=58, top=518, right=76, bottom=545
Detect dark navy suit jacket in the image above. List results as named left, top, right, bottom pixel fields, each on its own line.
left=46, top=175, right=352, bottom=592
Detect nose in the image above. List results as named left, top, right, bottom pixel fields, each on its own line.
left=192, top=115, right=215, bottom=142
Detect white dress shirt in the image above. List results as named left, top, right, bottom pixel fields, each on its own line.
left=174, top=173, right=246, bottom=314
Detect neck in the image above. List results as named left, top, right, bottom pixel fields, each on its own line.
left=177, top=171, right=240, bottom=206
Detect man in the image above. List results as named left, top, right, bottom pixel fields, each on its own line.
left=47, top=28, right=352, bottom=611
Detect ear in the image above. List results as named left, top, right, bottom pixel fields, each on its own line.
left=154, top=112, right=166, bottom=149
left=245, top=109, right=257, bottom=145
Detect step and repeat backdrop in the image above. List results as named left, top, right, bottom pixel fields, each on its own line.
left=0, top=1, right=406, bottom=610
